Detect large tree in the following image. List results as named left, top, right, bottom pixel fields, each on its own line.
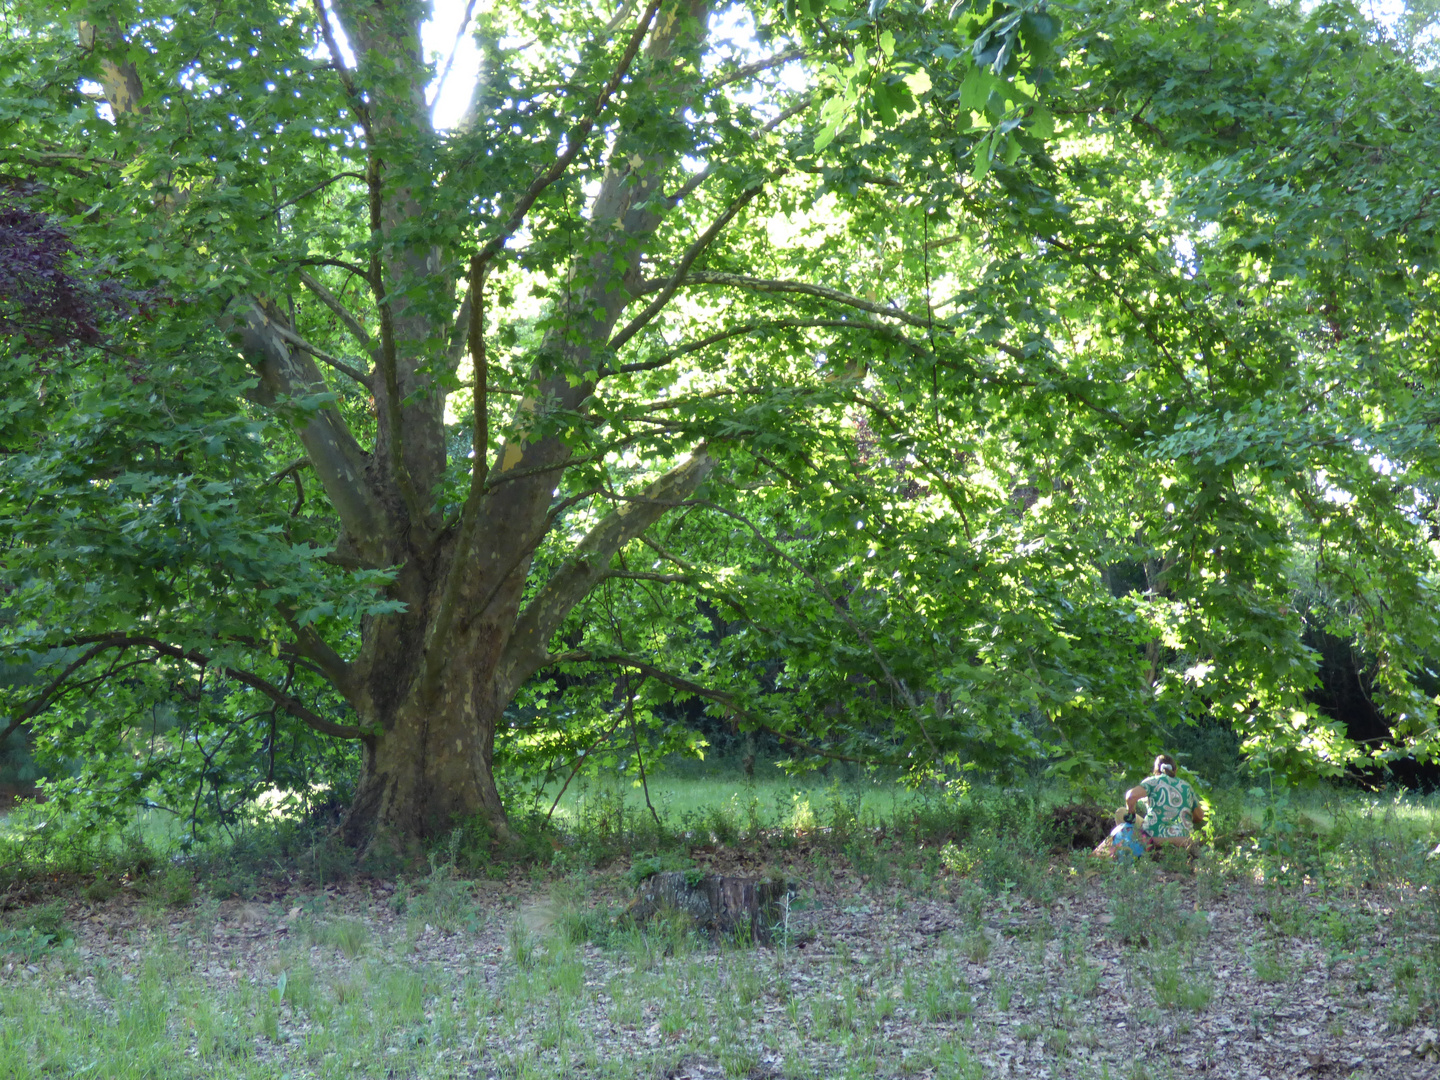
left=3, top=0, right=1439, bottom=850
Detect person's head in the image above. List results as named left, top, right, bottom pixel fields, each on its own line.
left=1153, top=754, right=1176, bottom=776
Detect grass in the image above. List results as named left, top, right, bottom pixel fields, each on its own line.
left=543, top=763, right=1030, bottom=856
left=396, top=834, right=484, bottom=937
left=1145, top=952, right=1215, bottom=1012
left=0, top=771, right=1437, bottom=1078
left=304, top=917, right=370, bottom=958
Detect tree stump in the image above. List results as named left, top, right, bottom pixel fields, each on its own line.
left=625, top=871, right=789, bottom=944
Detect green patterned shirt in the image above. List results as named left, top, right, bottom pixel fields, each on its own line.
left=1141, top=774, right=1199, bottom=838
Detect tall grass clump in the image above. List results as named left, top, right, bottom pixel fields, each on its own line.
left=393, top=830, right=483, bottom=936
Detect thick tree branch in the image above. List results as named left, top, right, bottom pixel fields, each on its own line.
left=470, top=0, right=664, bottom=275
left=297, top=270, right=373, bottom=349
left=312, top=0, right=373, bottom=136
left=641, top=275, right=1127, bottom=442
left=296, top=256, right=373, bottom=281
left=429, top=0, right=481, bottom=107
left=664, top=97, right=811, bottom=208
left=457, top=485, right=605, bottom=639
left=6, top=642, right=116, bottom=728
left=1, top=149, right=126, bottom=168
left=281, top=621, right=360, bottom=706
left=212, top=629, right=351, bottom=691
left=633, top=385, right=751, bottom=411
left=601, top=569, right=689, bottom=584
left=653, top=270, right=936, bottom=330
left=76, top=18, right=148, bottom=116
left=267, top=318, right=373, bottom=388
left=474, top=0, right=713, bottom=599
left=367, top=153, right=428, bottom=533
left=705, top=50, right=806, bottom=92
left=419, top=259, right=490, bottom=702
left=794, top=163, right=901, bottom=187
left=498, top=450, right=715, bottom=696
left=468, top=258, right=491, bottom=501
left=637, top=535, right=798, bottom=634
left=237, top=303, right=389, bottom=562
left=446, top=291, right=474, bottom=369
left=610, top=317, right=904, bottom=376
left=220, top=661, right=362, bottom=740
left=269, top=172, right=368, bottom=213
left=25, top=636, right=365, bottom=740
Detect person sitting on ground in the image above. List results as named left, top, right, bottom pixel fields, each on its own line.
left=1125, top=754, right=1204, bottom=850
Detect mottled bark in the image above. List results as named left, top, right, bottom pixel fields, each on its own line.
left=341, top=659, right=512, bottom=851
left=340, top=445, right=716, bottom=851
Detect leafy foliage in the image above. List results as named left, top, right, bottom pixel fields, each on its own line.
left=0, top=0, right=1438, bottom=842
left=0, top=189, right=133, bottom=353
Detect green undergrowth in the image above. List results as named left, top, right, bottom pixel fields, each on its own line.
left=1, top=766, right=1437, bottom=908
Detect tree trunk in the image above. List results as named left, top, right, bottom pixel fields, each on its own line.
left=325, top=0, right=714, bottom=856
left=340, top=588, right=524, bottom=855
left=337, top=452, right=715, bottom=855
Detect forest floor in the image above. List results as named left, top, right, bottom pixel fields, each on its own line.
left=2, top=834, right=1439, bottom=1080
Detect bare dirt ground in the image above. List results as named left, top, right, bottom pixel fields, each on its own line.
left=5, top=846, right=1439, bottom=1079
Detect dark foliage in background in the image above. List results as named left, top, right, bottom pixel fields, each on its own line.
left=0, top=187, right=133, bottom=354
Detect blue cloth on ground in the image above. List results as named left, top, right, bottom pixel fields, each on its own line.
left=1108, top=821, right=1145, bottom=860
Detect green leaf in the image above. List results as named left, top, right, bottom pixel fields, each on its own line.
left=971, top=131, right=993, bottom=181
left=957, top=65, right=994, bottom=113
left=1027, top=105, right=1054, bottom=139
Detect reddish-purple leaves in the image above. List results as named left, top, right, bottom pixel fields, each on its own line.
left=0, top=188, right=132, bottom=354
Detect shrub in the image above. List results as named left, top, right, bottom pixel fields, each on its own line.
left=148, top=866, right=194, bottom=908
left=119, top=830, right=159, bottom=878
left=84, top=876, right=118, bottom=904
left=1046, top=803, right=1112, bottom=851
left=3, top=900, right=72, bottom=956
left=406, top=864, right=479, bottom=935
left=624, top=851, right=696, bottom=889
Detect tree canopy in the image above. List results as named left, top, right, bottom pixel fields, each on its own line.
left=2, top=0, right=1439, bottom=847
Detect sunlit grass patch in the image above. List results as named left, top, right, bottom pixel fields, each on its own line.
left=304, top=917, right=369, bottom=958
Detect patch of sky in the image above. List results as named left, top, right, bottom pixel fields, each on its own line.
left=424, top=0, right=484, bottom=129
left=420, top=0, right=808, bottom=131
left=1359, top=0, right=1440, bottom=64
